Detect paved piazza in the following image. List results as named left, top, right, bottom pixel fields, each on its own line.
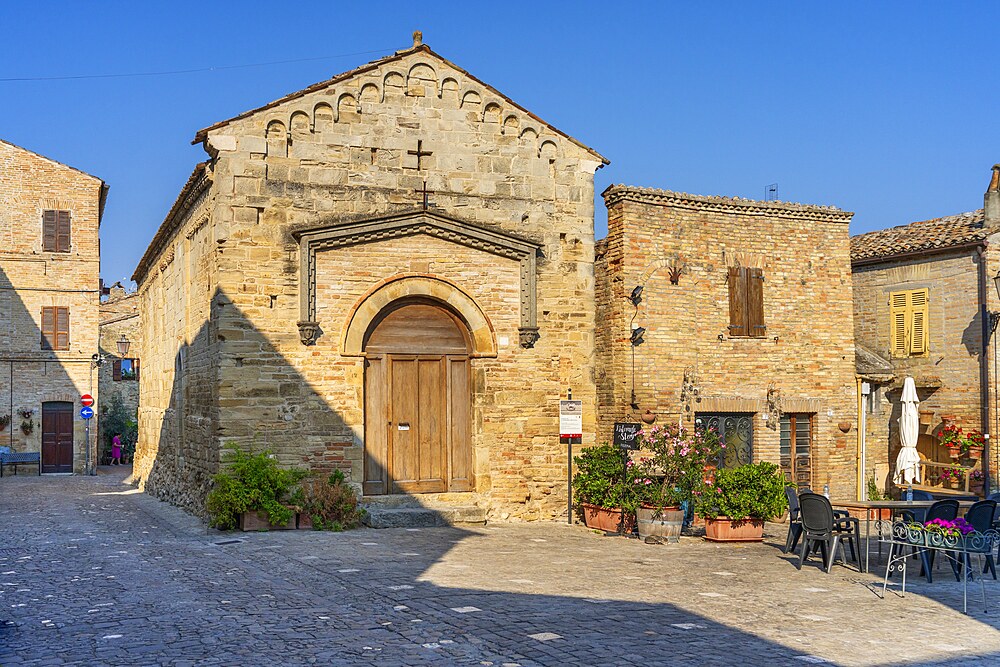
left=3, top=469, right=1000, bottom=666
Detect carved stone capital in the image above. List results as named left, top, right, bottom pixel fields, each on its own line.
left=297, top=321, right=320, bottom=346
left=518, top=327, right=540, bottom=349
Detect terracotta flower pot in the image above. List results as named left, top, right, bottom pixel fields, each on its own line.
left=637, top=506, right=683, bottom=542
left=239, top=510, right=295, bottom=531
left=580, top=503, right=634, bottom=532
left=968, top=447, right=983, bottom=460
left=947, top=446, right=962, bottom=459
left=703, top=517, right=765, bottom=542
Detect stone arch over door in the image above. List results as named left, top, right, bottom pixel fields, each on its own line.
left=362, top=298, right=474, bottom=496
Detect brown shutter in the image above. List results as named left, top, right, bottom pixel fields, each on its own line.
left=56, top=211, right=71, bottom=252
left=40, top=307, right=55, bottom=349
left=113, top=360, right=122, bottom=381
left=133, top=358, right=140, bottom=381
left=747, top=267, right=766, bottom=337
left=727, top=266, right=748, bottom=337
left=55, top=307, right=70, bottom=350
left=42, top=211, right=57, bottom=252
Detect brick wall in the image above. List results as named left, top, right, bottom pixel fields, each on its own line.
left=596, top=186, right=859, bottom=498
left=0, top=140, right=103, bottom=471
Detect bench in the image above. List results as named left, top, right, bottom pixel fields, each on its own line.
left=0, top=452, right=41, bottom=477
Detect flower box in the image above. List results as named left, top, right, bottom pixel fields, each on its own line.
left=704, top=517, right=765, bottom=542
left=581, top=503, right=634, bottom=532
left=239, top=510, right=295, bottom=532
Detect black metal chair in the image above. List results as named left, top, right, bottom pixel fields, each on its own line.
left=961, top=500, right=998, bottom=580
left=784, top=488, right=856, bottom=554
left=916, top=499, right=961, bottom=583
left=796, top=493, right=860, bottom=573
left=898, top=489, right=935, bottom=524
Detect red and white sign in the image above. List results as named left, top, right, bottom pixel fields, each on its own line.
left=80, top=394, right=94, bottom=407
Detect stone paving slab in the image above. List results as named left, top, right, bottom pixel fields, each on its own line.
left=2, top=468, right=1000, bottom=665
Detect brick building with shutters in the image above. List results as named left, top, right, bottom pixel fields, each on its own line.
left=851, top=164, right=1000, bottom=497
left=595, top=185, right=859, bottom=498
left=98, top=282, right=140, bottom=463
left=0, top=139, right=107, bottom=473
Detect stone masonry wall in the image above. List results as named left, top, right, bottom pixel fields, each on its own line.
left=98, top=288, right=141, bottom=461
left=133, top=45, right=604, bottom=520
left=596, top=187, right=859, bottom=498
left=0, top=140, right=103, bottom=472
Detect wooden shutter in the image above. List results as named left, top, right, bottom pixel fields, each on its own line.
left=40, top=307, right=55, bottom=349
left=42, top=211, right=57, bottom=252
left=909, top=289, right=928, bottom=355
left=889, top=291, right=909, bottom=357
left=56, top=211, right=71, bottom=252
left=727, top=266, right=748, bottom=337
left=113, top=360, right=122, bottom=381
left=133, top=359, right=140, bottom=381
left=55, top=307, right=70, bottom=350
left=747, top=267, right=766, bottom=337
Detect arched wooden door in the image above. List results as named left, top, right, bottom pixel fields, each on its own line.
left=363, top=301, right=473, bottom=495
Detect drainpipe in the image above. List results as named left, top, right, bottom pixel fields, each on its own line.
left=978, top=243, right=992, bottom=496
left=856, top=377, right=864, bottom=500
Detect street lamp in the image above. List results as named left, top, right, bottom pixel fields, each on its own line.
left=116, top=334, right=130, bottom=358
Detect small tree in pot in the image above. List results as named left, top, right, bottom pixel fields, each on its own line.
left=572, top=443, right=639, bottom=532
left=695, top=461, right=789, bottom=541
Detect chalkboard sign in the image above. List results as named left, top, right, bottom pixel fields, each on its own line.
left=613, top=422, right=643, bottom=450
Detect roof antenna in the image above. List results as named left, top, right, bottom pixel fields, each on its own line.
left=764, top=183, right=778, bottom=202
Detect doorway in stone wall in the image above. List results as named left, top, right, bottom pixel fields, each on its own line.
left=41, top=401, right=74, bottom=473
left=362, top=299, right=473, bottom=495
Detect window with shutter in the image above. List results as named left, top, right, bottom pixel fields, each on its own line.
left=40, top=306, right=69, bottom=350
left=889, top=289, right=929, bottom=357
left=42, top=210, right=71, bottom=252
left=40, top=307, right=55, bottom=350
left=113, top=360, right=122, bottom=381
left=780, top=414, right=812, bottom=489
left=727, top=266, right=766, bottom=337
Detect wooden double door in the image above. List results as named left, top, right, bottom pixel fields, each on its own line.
left=41, top=401, right=74, bottom=473
left=363, top=302, right=473, bottom=495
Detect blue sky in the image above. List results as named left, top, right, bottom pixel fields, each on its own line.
left=2, top=2, right=998, bottom=285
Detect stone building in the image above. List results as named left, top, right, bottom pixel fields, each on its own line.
left=595, top=186, right=859, bottom=498
left=851, top=164, right=1000, bottom=496
left=0, top=138, right=106, bottom=472
left=131, top=35, right=607, bottom=519
left=97, top=282, right=140, bottom=462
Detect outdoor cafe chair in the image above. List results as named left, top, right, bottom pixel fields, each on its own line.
left=784, top=487, right=853, bottom=554
left=898, top=490, right=936, bottom=524
left=961, top=500, right=998, bottom=580
left=796, top=493, right=860, bottom=573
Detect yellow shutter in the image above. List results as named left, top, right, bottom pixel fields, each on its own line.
left=909, top=288, right=928, bottom=355
left=890, top=291, right=909, bottom=357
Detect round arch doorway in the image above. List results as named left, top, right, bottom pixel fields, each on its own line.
left=362, top=299, right=473, bottom=496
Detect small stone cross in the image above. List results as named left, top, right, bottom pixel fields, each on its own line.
left=407, top=140, right=432, bottom=171
left=415, top=180, right=435, bottom=210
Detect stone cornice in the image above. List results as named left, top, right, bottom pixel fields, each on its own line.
left=602, top=184, right=853, bottom=223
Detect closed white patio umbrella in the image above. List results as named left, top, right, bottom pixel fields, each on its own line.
left=894, top=377, right=922, bottom=485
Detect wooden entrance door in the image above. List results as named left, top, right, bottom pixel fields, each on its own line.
left=363, top=302, right=473, bottom=495
left=41, top=401, right=74, bottom=473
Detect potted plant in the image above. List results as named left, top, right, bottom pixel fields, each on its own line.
left=572, top=443, right=637, bottom=532
left=632, top=424, right=722, bottom=541
left=695, top=462, right=789, bottom=542
left=293, top=469, right=366, bottom=531
left=938, top=466, right=963, bottom=490
left=962, top=429, right=985, bottom=460
left=206, top=445, right=308, bottom=531
left=970, top=469, right=985, bottom=495
left=938, top=423, right=963, bottom=459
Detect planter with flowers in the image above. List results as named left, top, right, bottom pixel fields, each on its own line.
left=572, top=443, right=637, bottom=532
left=937, top=423, right=964, bottom=459
left=631, top=424, right=722, bottom=541
left=695, top=461, right=790, bottom=542
left=970, top=469, right=985, bottom=495
left=962, top=429, right=985, bottom=460
left=903, top=517, right=975, bottom=547
left=937, top=466, right=964, bottom=490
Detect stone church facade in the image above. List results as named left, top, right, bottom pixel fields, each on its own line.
left=131, top=36, right=607, bottom=519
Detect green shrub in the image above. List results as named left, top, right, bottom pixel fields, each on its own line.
left=632, top=424, right=722, bottom=509
left=297, top=469, right=366, bottom=531
left=572, top=443, right=639, bottom=516
left=101, top=393, right=137, bottom=462
left=205, top=445, right=308, bottom=530
left=695, top=462, right=789, bottom=521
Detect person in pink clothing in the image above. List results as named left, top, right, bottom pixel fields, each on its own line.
left=111, top=433, right=122, bottom=465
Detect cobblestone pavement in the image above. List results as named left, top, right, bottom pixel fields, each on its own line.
left=2, top=469, right=1000, bottom=666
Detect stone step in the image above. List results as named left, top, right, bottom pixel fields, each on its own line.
left=362, top=503, right=487, bottom=528
left=362, top=493, right=480, bottom=509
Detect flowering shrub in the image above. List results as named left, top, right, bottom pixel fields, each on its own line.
left=938, top=423, right=963, bottom=448
left=962, top=429, right=985, bottom=454
left=631, top=424, right=722, bottom=509
left=923, top=517, right=974, bottom=538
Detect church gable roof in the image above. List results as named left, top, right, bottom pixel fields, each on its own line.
left=191, top=42, right=607, bottom=164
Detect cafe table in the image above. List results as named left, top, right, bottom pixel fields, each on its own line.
left=830, top=499, right=976, bottom=573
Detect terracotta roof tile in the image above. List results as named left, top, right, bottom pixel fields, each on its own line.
left=850, top=209, right=989, bottom=262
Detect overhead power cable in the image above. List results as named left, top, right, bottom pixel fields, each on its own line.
left=0, top=48, right=394, bottom=83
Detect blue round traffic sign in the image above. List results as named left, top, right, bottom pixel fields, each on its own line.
left=80, top=406, right=94, bottom=420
